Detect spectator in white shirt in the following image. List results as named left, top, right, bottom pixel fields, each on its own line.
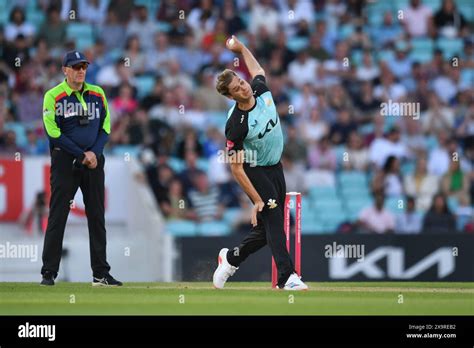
left=402, top=0, right=434, bottom=37
left=126, top=5, right=157, bottom=52
left=428, top=134, right=458, bottom=176
left=300, top=107, right=328, bottom=144
left=404, top=156, right=440, bottom=210
left=290, top=83, right=318, bottom=120
left=288, top=50, right=319, bottom=88
left=373, top=67, right=407, bottom=102
left=323, top=41, right=351, bottom=85
left=79, top=0, right=109, bottom=26
left=369, top=127, right=408, bottom=168
left=186, top=0, right=217, bottom=33
left=356, top=50, right=380, bottom=82
left=358, top=191, right=396, bottom=234
left=422, top=93, right=455, bottom=134
left=145, top=32, right=176, bottom=76
left=278, top=0, right=315, bottom=37
left=5, top=7, right=35, bottom=43
left=387, top=42, right=413, bottom=79
left=432, top=63, right=461, bottom=104
left=343, top=132, right=369, bottom=171
left=372, top=155, right=404, bottom=197
left=249, top=0, right=280, bottom=36
left=162, top=61, right=194, bottom=92
left=396, top=196, right=423, bottom=234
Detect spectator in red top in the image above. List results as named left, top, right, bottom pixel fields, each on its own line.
left=112, top=83, right=138, bottom=117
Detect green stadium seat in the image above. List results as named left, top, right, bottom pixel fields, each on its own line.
left=345, top=197, right=373, bottom=222
left=111, top=145, right=140, bottom=157
left=313, top=199, right=344, bottom=218
left=223, top=208, right=240, bottom=226
left=401, top=161, right=416, bottom=176
left=308, top=186, right=338, bottom=201
left=302, top=219, right=326, bottom=234
left=206, top=112, right=227, bottom=130
left=4, top=122, right=27, bottom=148
left=157, top=21, right=171, bottom=32
left=135, top=75, right=156, bottom=99
left=376, top=49, right=395, bottom=62
left=461, top=69, right=474, bottom=86
left=334, top=145, right=347, bottom=167
left=320, top=211, right=348, bottom=232
left=338, top=171, right=368, bottom=187
left=447, top=196, right=459, bottom=212
left=66, top=23, right=95, bottom=50
left=457, top=0, right=474, bottom=21
left=423, top=0, right=442, bottom=11
left=385, top=196, right=405, bottom=215
left=166, top=220, right=197, bottom=237
left=410, top=38, right=434, bottom=51
left=75, top=36, right=95, bottom=51
left=351, top=50, right=364, bottom=67
left=409, top=50, right=434, bottom=63
left=67, top=23, right=94, bottom=39
left=167, top=157, right=185, bottom=173
left=196, top=158, right=209, bottom=172
left=196, top=221, right=231, bottom=236
left=286, top=37, right=309, bottom=52
left=338, top=24, right=354, bottom=40
left=436, top=37, right=464, bottom=59
left=26, top=10, right=45, bottom=31
left=339, top=185, right=371, bottom=199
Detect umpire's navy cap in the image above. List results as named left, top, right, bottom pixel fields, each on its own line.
left=62, top=50, right=90, bottom=67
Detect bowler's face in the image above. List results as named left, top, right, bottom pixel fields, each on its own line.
left=227, top=75, right=252, bottom=101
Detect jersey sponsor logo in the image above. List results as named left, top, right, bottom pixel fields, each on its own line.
left=258, top=116, right=278, bottom=139
left=226, top=140, right=235, bottom=150
left=251, top=119, right=258, bottom=128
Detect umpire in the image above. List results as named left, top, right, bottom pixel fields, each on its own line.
left=40, top=51, right=122, bottom=287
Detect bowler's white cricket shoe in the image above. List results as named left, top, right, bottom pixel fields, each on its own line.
left=282, top=273, right=308, bottom=291
left=213, top=248, right=238, bottom=289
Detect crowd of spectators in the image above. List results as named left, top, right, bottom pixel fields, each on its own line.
left=0, top=0, right=473, bottom=234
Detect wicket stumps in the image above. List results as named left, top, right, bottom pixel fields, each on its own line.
left=271, top=192, right=302, bottom=288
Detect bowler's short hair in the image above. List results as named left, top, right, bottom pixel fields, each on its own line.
left=216, top=69, right=237, bottom=96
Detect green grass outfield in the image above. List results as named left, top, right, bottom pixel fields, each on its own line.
left=1, top=282, right=473, bottom=315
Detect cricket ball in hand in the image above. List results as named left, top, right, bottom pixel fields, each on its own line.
left=227, top=37, right=235, bottom=48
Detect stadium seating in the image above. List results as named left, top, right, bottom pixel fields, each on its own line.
left=436, top=38, right=464, bottom=59
left=66, top=23, right=95, bottom=51
left=165, top=220, right=197, bottom=237
left=410, top=38, right=434, bottom=63
left=196, top=221, right=231, bottom=236
left=135, top=76, right=156, bottom=100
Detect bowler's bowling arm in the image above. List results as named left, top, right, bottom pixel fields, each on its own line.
left=240, top=45, right=265, bottom=79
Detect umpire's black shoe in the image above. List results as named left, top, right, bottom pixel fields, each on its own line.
left=92, top=274, right=123, bottom=287
left=40, top=272, right=55, bottom=286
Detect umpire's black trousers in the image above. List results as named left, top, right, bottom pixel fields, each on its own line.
left=41, top=148, right=110, bottom=278
left=227, top=161, right=294, bottom=287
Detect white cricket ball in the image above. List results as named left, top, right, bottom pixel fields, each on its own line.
left=228, top=38, right=235, bottom=47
